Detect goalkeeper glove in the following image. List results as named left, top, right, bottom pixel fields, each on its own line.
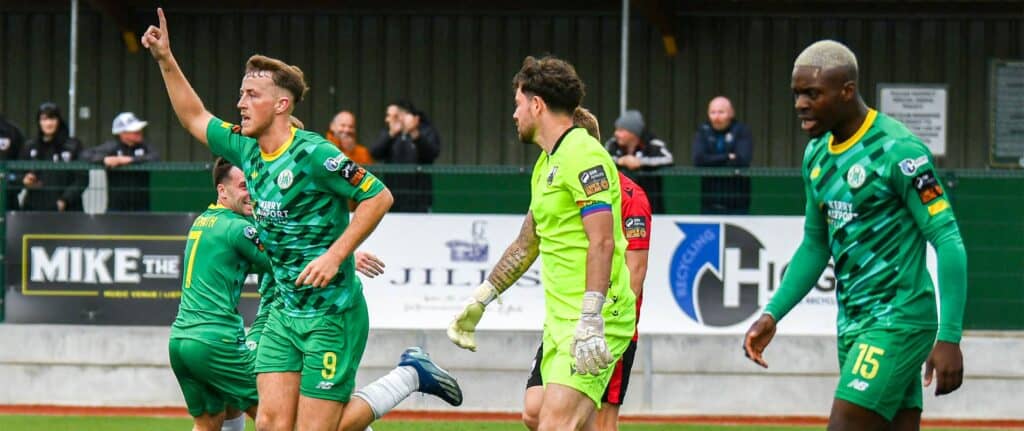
left=571, top=291, right=614, bottom=375
left=447, top=281, right=499, bottom=352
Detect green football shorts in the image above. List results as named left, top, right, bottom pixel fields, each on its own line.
left=254, top=294, right=369, bottom=402
left=247, top=308, right=269, bottom=351
left=835, top=328, right=936, bottom=421
left=168, top=337, right=258, bottom=417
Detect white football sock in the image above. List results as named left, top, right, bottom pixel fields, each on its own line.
left=221, top=414, right=246, bottom=431
left=352, top=366, right=419, bottom=419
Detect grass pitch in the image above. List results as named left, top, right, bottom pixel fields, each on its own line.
left=0, top=415, right=1015, bottom=431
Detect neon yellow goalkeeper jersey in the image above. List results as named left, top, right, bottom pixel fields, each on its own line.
left=529, top=127, right=632, bottom=320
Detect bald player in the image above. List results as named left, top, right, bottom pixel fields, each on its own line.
left=743, top=40, right=967, bottom=431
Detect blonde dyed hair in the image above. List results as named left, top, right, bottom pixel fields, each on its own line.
left=793, top=40, right=859, bottom=80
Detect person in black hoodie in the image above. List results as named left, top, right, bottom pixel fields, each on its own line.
left=18, top=102, right=86, bottom=211
left=85, top=112, right=160, bottom=211
left=371, top=100, right=441, bottom=212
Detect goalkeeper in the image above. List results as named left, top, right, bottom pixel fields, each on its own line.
left=448, top=56, right=636, bottom=430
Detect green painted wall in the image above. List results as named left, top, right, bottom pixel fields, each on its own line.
left=1, top=6, right=1021, bottom=167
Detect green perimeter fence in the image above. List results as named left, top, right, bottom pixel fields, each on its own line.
left=1, top=161, right=1021, bottom=329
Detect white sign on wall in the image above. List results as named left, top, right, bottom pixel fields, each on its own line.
left=878, top=84, right=948, bottom=156
left=359, top=214, right=936, bottom=335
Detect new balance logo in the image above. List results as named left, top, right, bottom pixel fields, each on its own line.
left=847, top=379, right=870, bottom=392
left=316, top=381, right=335, bottom=390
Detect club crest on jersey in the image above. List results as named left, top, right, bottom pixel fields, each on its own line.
left=277, top=169, right=294, bottom=189
left=846, top=164, right=866, bottom=188
left=898, top=156, right=930, bottom=176
left=547, top=166, right=558, bottom=186
left=244, top=226, right=257, bottom=239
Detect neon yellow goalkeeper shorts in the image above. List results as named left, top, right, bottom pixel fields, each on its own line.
left=540, top=296, right=635, bottom=407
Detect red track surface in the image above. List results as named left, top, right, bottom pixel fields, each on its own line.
left=1, top=405, right=1022, bottom=429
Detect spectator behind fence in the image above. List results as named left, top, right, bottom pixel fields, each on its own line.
left=326, top=110, right=373, bottom=165
left=1, top=110, right=27, bottom=209
left=371, top=100, right=441, bottom=164
left=692, top=96, right=752, bottom=214
left=85, top=112, right=160, bottom=212
left=18, top=102, right=86, bottom=211
left=604, top=109, right=673, bottom=213
left=371, top=100, right=440, bottom=212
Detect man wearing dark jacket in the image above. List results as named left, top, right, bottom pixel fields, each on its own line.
left=692, top=96, right=753, bottom=214
left=371, top=100, right=440, bottom=212
left=85, top=112, right=160, bottom=212
left=604, top=109, right=673, bottom=213
left=371, top=100, right=441, bottom=164
left=19, top=103, right=87, bottom=211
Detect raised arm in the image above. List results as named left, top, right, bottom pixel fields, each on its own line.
left=141, top=8, right=213, bottom=145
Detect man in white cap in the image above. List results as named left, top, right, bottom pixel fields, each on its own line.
left=84, top=112, right=161, bottom=211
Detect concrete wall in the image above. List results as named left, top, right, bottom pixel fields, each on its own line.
left=0, top=324, right=1021, bottom=419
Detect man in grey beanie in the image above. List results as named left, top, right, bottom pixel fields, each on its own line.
left=604, top=109, right=673, bottom=212
left=605, top=110, right=673, bottom=171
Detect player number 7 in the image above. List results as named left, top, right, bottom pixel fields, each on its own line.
left=185, top=230, right=203, bottom=288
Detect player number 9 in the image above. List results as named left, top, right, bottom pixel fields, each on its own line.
left=322, top=352, right=337, bottom=380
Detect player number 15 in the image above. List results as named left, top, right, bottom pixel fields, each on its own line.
left=852, top=343, right=885, bottom=380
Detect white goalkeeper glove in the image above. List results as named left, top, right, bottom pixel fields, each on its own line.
left=447, top=281, right=500, bottom=352
left=571, top=291, right=614, bottom=375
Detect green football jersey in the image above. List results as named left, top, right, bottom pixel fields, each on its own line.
left=529, top=127, right=632, bottom=320
left=206, top=118, right=385, bottom=318
left=801, top=109, right=957, bottom=336
left=171, top=204, right=272, bottom=343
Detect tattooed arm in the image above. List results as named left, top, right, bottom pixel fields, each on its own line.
left=487, top=212, right=540, bottom=292
left=448, top=212, right=539, bottom=351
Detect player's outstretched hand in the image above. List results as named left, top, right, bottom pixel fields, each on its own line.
left=924, top=341, right=964, bottom=395
left=354, top=251, right=385, bottom=278
left=296, top=252, right=343, bottom=288
left=447, top=281, right=499, bottom=352
left=140, top=8, right=171, bottom=61
left=743, top=313, right=777, bottom=368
